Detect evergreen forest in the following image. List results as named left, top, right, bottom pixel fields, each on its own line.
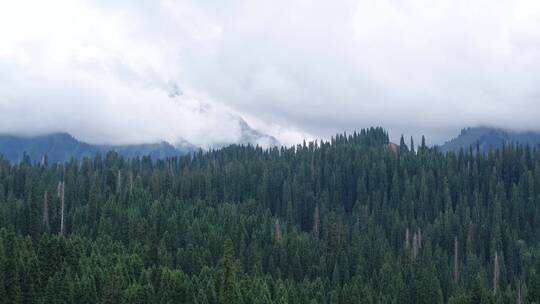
left=1, top=127, right=540, bottom=303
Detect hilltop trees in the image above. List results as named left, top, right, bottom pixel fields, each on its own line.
left=0, top=127, right=539, bottom=302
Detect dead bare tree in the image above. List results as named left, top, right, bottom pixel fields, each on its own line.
left=313, top=205, right=320, bottom=236
left=57, top=181, right=65, bottom=236
left=493, top=251, right=500, bottom=294
left=275, top=219, right=282, bottom=242
left=411, top=229, right=423, bottom=259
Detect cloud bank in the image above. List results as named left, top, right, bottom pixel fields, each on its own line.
left=1, top=0, right=540, bottom=145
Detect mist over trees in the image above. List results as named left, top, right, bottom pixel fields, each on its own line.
left=1, top=127, right=540, bottom=303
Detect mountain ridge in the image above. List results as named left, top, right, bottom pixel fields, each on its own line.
left=438, top=126, right=540, bottom=153
left=0, top=118, right=281, bottom=163
left=0, top=132, right=195, bottom=163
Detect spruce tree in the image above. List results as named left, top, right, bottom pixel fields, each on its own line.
left=219, top=239, right=237, bottom=304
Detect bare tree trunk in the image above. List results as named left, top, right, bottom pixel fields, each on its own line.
left=58, top=181, right=65, bottom=236
left=412, top=232, right=418, bottom=259
left=411, top=229, right=422, bottom=259
left=313, top=205, right=320, bottom=236
left=454, top=236, right=459, bottom=282
left=405, top=228, right=410, bottom=250
left=275, top=219, right=282, bottom=242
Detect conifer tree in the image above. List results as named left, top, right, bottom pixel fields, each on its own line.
left=219, top=239, right=237, bottom=304
left=42, top=190, right=49, bottom=230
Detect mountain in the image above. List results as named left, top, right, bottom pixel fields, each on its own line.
left=97, top=141, right=189, bottom=160
left=0, top=117, right=277, bottom=163
left=170, top=92, right=279, bottom=148
left=236, top=117, right=279, bottom=147
left=174, top=138, right=200, bottom=153
left=0, top=133, right=196, bottom=163
left=4, top=127, right=540, bottom=302
left=439, top=127, right=540, bottom=153
left=198, top=116, right=280, bottom=149
left=0, top=133, right=97, bottom=163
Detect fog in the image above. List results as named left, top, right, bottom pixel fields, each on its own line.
left=1, top=0, right=540, bottom=146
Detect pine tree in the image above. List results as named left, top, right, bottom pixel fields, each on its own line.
left=3, top=230, right=22, bottom=304
left=399, top=135, right=408, bottom=152
left=116, top=169, right=122, bottom=194
left=219, top=239, right=237, bottom=304
left=405, top=228, right=410, bottom=251
left=470, top=273, right=485, bottom=304
left=41, top=191, right=49, bottom=235
left=416, top=264, right=443, bottom=304
left=493, top=251, right=499, bottom=294
left=0, top=240, right=5, bottom=304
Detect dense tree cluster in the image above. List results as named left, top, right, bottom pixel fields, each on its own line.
left=1, top=127, right=540, bottom=303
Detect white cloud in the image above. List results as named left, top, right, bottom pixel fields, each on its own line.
left=1, top=0, right=540, bottom=146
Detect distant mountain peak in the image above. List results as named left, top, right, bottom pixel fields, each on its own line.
left=0, top=133, right=196, bottom=163
left=0, top=123, right=281, bottom=163
left=175, top=138, right=199, bottom=152
left=439, top=126, right=540, bottom=153
left=235, top=117, right=279, bottom=148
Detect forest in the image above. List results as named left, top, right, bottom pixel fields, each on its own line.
left=1, top=127, right=540, bottom=303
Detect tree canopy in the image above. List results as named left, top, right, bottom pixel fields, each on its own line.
left=0, top=127, right=539, bottom=303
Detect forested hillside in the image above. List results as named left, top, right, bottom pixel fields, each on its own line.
left=1, top=127, right=540, bottom=303
left=439, top=127, right=540, bottom=154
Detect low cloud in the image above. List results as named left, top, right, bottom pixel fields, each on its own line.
left=1, top=0, right=540, bottom=146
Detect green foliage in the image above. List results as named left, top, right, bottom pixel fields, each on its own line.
left=0, top=127, right=539, bottom=303
left=219, top=239, right=237, bottom=304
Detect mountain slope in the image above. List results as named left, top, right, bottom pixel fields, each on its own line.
left=0, top=133, right=196, bottom=163
left=97, top=141, right=187, bottom=160
left=0, top=119, right=277, bottom=163
left=195, top=116, right=280, bottom=149
left=237, top=118, right=279, bottom=147
left=0, top=133, right=97, bottom=163
left=439, top=127, right=540, bottom=153
left=170, top=93, right=279, bottom=148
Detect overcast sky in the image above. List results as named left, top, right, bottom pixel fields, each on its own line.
left=1, top=0, right=540, bottom=146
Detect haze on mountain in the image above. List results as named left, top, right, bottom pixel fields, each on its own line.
left=0, top=132, right=196, bottom=163
left=439, top=126, right=540, bottom=153
left=0, top=120, right=279, bottom=163
left=2, top=0, right=540, bottom=146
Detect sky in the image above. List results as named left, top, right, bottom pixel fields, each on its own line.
left=1, top=0, right=540, bottom=147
